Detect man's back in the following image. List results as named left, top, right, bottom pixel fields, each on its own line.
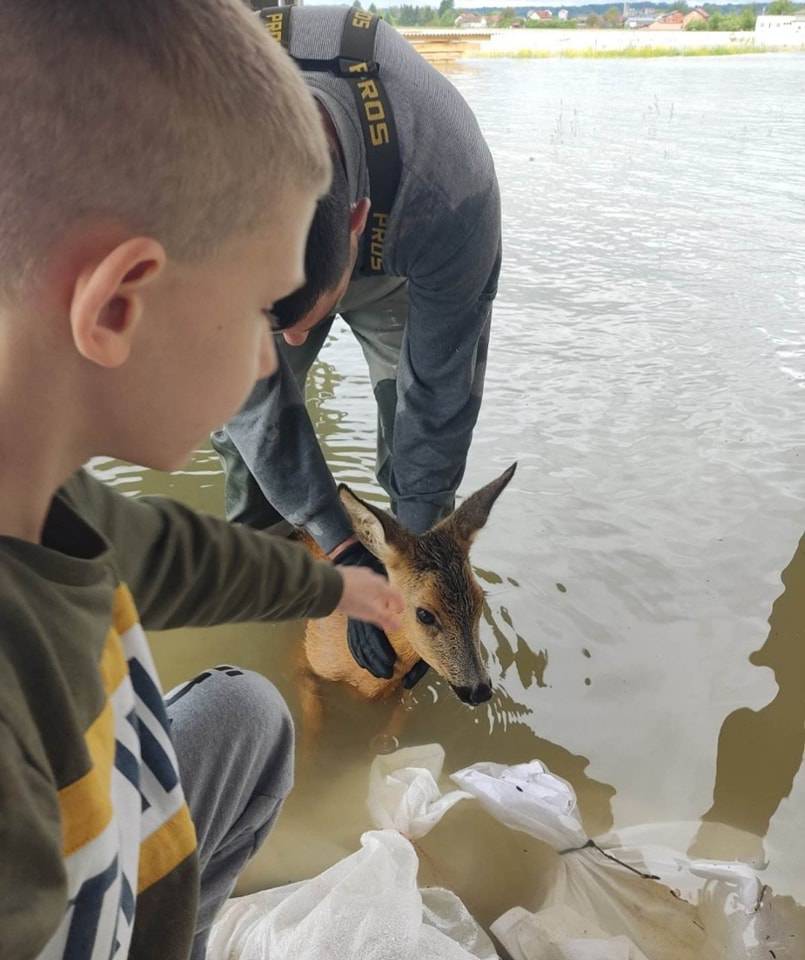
left=281, top=5, right=499, bottom=281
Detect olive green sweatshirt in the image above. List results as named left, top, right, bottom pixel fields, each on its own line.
left=0, top=469, right=343, bottom=960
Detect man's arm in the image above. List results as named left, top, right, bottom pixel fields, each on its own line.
left=66, top=470, right=345, bottom=632
left=221, top=348, right=354, bottom=553
left=392, top=183, right=502, bottom=534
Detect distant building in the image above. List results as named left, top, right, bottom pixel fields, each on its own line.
left=646, top=9, right=685, bottom=29
left=558, top=8, right=569, bottom=19
left=625, top=13, right=658, bottom=28
left=755, top=14, right=805, bottom=44
left=682, top=7, right=709, bottom=27
left=527, top=9, right=554, bottom=20
left=455, top=12, right=488, bottom=27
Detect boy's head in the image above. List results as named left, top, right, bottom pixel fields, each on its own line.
left=0, top=1, right=330, bottom=470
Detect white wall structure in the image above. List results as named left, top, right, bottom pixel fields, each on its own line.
left=477, top=28, right=758, bottom=54
left=755, top=15, right=805, bottom=47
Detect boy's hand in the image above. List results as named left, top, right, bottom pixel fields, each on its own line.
left=336, top=566, right=403, bottom=635
left=333, top=543, right=403, bottom=678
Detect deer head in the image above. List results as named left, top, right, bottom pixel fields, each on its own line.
left=338, top=463, right=516, bottom=706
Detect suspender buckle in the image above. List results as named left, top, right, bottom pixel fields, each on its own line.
left=336, top=57, right=380, bottom=79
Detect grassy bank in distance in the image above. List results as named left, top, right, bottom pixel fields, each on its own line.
left=480, top=44, right=793, bottom=58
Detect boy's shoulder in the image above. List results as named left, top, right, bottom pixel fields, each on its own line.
left=0, top=473, right=118, bottom=771
left=59, top=466, right=116, bottom=524
left=0, top=562, right=61, bottom=781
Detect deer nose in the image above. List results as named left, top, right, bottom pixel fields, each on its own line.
left=452, top=681, right=493, bottom=706
left=470, top=681, right=493, bottom=704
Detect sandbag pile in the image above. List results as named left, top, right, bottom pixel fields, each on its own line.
left=209, top=746, right=769, bottom=960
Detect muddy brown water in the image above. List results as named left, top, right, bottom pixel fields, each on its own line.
left=89, top=53, right=805, bottom=948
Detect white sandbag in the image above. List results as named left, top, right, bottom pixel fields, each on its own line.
left=367, top=743, right=472, bottom=839
left=420, top=887, right=500, bottom=959
left=208, top=745, right=495, bottom=960
left=493, top=904, right=648, bottom=960
left=451, top=760, right=763, bottom=960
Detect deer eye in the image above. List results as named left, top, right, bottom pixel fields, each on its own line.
left=416, top=608, right=436, bottom=626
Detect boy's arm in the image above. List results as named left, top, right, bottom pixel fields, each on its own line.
left=65, top=470, right=344, bottom=632
left=0, top=717, right=65, bottom=960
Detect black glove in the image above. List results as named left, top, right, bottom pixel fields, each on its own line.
left=402, top=659, right=430, bottom=690
left=333, top=541, right=397, bottom=679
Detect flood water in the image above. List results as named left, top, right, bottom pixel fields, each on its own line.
left=91, top=53, right=805, bottom=946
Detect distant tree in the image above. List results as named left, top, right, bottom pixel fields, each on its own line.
left=586, top=12, right=604, bottom=26
left=369, top=1, right=378, bottom=11
left=352, top=0, right=363, bottom=9
left=670, top=0, right=690, bottom=10
left=691, top=7, right=756, bottom=29
left=604, top=5, right=623, bottom=25
left=498, top=7, right=517, bottom=26
left=398, top=3, right=418, bottom=25
left=767, top=0, right=795, bottom=11
left=438, top=0, right=455, bottom=15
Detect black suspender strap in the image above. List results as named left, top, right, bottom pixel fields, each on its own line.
left=337, top=10, right=400, bottom=276
left=258, top=7, right=401, bottom=276
left=259, top=6, right=290, bottom=48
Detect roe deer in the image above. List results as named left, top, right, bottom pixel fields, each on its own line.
left=302, top=463, right=516, bottom=706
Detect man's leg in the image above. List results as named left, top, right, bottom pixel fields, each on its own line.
left=340, top=277, right=408, bottom=511
left=346, top=280, right=492, bottom=528
left=211, top=318, right=333, bottom=531
left=165, top=666, right=294, bottom=960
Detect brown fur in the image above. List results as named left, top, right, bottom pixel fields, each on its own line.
left=299, top=464, right=516, bottom=702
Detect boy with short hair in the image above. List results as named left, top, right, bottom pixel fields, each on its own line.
left=0, top=3, right=402, bottom=958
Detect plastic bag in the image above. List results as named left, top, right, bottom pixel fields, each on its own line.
left=451, top=760, right=764, bottom=960
left=207, top=745, right=496, bottom=960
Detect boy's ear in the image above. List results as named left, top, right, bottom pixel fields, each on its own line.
left=338, top=484, right=411, bottom=563
left=70, top=237, right=166, bottom=368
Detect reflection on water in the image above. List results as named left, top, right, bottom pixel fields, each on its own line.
left=91, top=53, right=805, bottom=936
left=485, top=600, right=550, bottom=693
left=692, top=533, right=805, bottom=864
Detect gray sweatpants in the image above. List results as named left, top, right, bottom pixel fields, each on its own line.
left=165, top=665, right=294, bottom=960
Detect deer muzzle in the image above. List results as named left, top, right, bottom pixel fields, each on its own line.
left=451, top=680, right=493, bottom=706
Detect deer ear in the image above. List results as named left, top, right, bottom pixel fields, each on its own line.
left=338, top=485, right=410, bottom=562
left=440, top=462, right=517, bottom=549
